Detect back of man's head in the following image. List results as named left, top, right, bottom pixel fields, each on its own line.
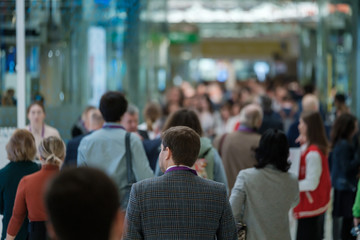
left=302, top=94, right=319, bottom=113
left=239, top=103, right=263, bottom=129
left=100, top=91, right=128, bottom=122
left=162, top=126, right=200, bottom=167
left=88, top=109, right=104, bottom=131
left=259, top=95, right=272, bottom=113
left=45, top=167, right=123, bottom=240
left=335, top=93, right=346, bottom=104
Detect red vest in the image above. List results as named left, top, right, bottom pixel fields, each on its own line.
left=293, top=145, right=331, bottom=219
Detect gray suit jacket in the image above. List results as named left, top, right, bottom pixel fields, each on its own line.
left=125, top=170, right=237, bottom=240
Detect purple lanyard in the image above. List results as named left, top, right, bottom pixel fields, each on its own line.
left=238, top=125, right=255, bottom=133
left=29, top=124, right=45, bottom=138
left=102, top=123, right=125, bottom=130
left=165, top=166, right=198, bottom=176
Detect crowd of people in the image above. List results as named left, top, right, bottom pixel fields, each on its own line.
left=0, top=78, right=359, bottom=240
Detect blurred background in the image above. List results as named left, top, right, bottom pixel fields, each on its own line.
left=0, top=0, right=358, bottom=141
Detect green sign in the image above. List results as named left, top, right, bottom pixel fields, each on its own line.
left=169, top=32, right=199, bottom=44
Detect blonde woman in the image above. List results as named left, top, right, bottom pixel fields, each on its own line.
left=6, top=136, right=65, bottom=240
left=0, top=130, right=40, bottom=240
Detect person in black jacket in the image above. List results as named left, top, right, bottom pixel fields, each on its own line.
left=0, top=130, right=40, bottom=240
left=330, top=113, right=360, bottom=240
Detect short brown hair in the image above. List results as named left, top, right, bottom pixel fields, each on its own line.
left=161, top=126, right=200, bottom=166
left=6, top=129, right=37, bottom=161
left=301, top=111, right=329, bottom=155
left=45, top=167, right=120, bottom=240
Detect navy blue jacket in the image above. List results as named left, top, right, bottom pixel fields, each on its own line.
left=142, top=138, right=161, bottom=172
left=330, top=139, right=360, bottom=191
left=64, top=132, right=92, bottom=168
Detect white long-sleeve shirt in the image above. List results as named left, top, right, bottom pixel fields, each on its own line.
left=299, top=144, right=322, bottom=192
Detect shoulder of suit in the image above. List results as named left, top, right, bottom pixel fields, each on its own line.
left=134, top=175, right=226, bottom=192
left=226, top=131, right=261, bottom=142
left=132, top=176, right=163, bottom=190
left=195, top=176, right=227, bottom=191
left=229, top=130, right=260, bottom=137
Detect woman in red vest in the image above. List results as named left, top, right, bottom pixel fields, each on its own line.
left=293, top=111, right=331, bottom=240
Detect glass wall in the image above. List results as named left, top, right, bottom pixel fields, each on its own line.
left=0, top=0, right=169, bottom=140
left=315, top=0, right=358, bottom=116
left=2, top=0, right=360, bottom=141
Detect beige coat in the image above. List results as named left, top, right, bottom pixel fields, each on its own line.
left=214, top=131, right=261, bottom=191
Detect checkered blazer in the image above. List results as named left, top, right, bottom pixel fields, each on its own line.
left=125, top=170, right=237, bottom=240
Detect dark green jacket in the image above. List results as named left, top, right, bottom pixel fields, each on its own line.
left=0, top=161, right=40, bottom=240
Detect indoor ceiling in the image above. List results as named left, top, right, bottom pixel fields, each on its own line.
left=146, top=0, right=318, bottom=23
left=144, top=0, right=319, bottom=39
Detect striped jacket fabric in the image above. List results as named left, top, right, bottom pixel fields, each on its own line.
left=125, top=170, right=237, bottom=240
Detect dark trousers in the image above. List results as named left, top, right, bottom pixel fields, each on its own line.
left=28, top=221, right=47, bottom=240
left=296, top=214, right=325, bottom=240
left=341, top=217, right=356, bottom=240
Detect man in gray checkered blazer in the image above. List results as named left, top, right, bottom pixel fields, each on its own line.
left=125, top=126, right=237, bottom=240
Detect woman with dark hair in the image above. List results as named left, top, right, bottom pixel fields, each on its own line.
left=155, top=109, right=228, bottom=191
left=293, top=111, right=331, bottom=240
left=230, top=129, right=299, bottom=240
left=330, top=113, right=359, bottom=240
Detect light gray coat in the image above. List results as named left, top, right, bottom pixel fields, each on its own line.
left=230, top=165, right=299, bottom=240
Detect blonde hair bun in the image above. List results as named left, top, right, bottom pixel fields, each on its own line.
left=38, top=136, right=66, bottom=166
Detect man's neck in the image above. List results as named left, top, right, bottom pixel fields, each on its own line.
left=166, top=164, right=189, bottom=171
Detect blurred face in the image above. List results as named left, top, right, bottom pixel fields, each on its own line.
left=28, top=104, right=45, bottom=125
left=83, top=110, right=94, bottom=131
left=167, top=88, right=181, bottom=104
left=121, top=113, right=138, bottom=132
left=298, top=118, right=307, bottom=137
left=220, top=106, right=231, bottom=121
left=198, top=96, right=209, bottom=112
left=167, top=103, right=180, bottom=114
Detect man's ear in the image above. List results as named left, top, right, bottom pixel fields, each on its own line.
left=46, top=222, right=58, bottom=240
left=166, top=147, right=172, bottom=161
